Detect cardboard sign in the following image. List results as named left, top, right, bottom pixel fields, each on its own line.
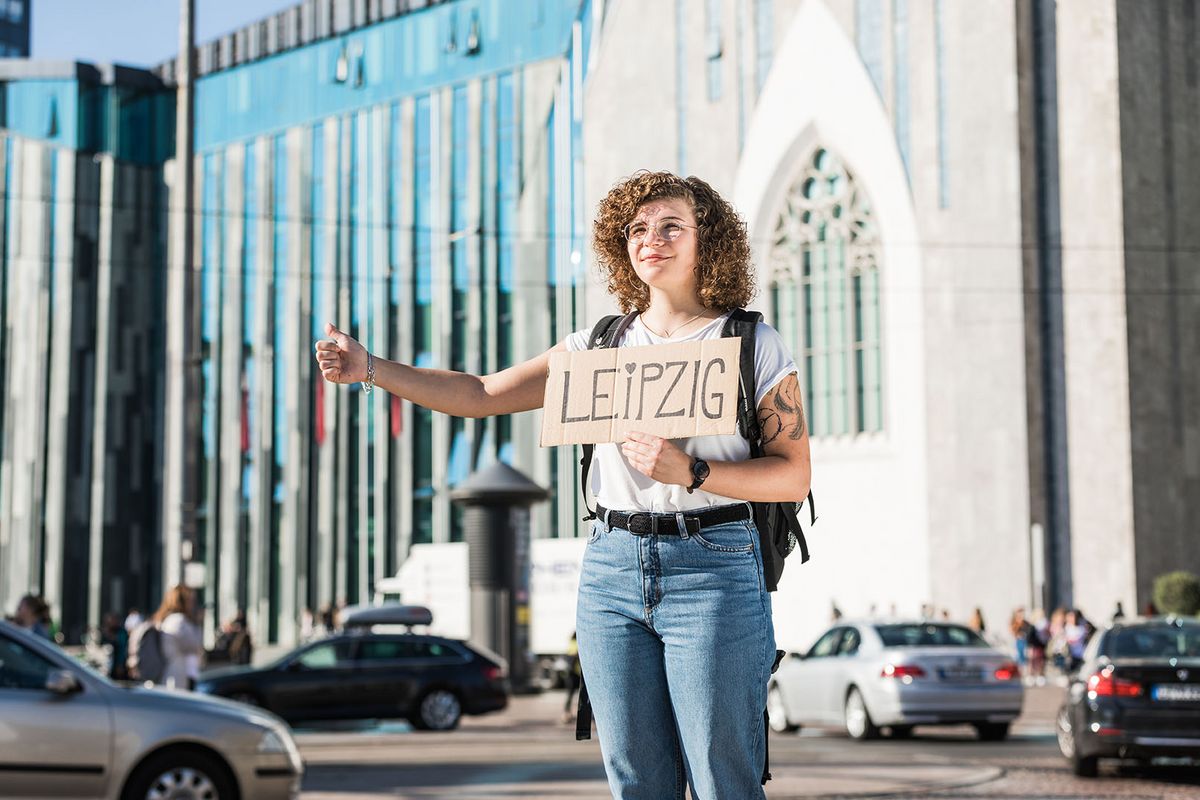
left=540, top=338, right=741, bottom=446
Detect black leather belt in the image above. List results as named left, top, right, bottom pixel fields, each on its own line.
left=595, top=503, right=751, bottom=536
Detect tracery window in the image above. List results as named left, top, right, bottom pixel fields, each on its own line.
left=770, top=148, right=883, bottom=437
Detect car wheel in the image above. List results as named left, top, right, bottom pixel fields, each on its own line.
left=844, top=687, right=879, bottom=741
left=121, top=749, right=237, bottom=800
left=1071, top=752, right=1099, bottom=778
left=766, top=685, right=800, bottom=733
left=416, top=689, right=462, bottom=731
left=887, top=725, right=914, bottom=739
left=1055, top=707, right=1075, bottom=757
left=973, top=722, right=1010, bottom=741
left=1056, top=707, right=1099, bottom=778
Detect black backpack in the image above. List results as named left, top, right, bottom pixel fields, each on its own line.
left=578, top=308, right=816, bottom=591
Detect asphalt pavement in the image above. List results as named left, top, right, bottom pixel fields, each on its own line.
left=297, top=682, right=1083, bottom=799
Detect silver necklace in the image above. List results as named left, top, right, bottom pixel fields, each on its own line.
left=641, top=311, right=706, bottom=338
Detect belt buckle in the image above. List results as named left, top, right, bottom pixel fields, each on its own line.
left=627, top=512, right=650, bottom=535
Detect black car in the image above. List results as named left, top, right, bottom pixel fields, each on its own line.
left=196, top=631, right=508, bottom=731
left=1056, top=617, right=1200, bottom=777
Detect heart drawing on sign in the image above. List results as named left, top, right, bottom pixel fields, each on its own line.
left=624, top=363, right=636, bottom=375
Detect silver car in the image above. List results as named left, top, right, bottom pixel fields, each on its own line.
left=768, top=620, right=1024, bottom=740
left=0, top=620, right=302, bottom=799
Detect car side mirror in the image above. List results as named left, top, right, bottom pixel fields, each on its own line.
left=45, top=669, right=81, bottom=695
left=285, top=660, right=305, bottom=672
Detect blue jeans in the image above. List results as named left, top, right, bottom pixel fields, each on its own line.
left=576, top=508, right=776, bottom=800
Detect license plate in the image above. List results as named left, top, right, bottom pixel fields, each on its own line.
left=939, top=668, right=982, bottom=682
left=1152, top=685, right=1200, bottom=702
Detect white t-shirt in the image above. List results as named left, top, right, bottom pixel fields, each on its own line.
left=564, top=312, right=797, bottom=512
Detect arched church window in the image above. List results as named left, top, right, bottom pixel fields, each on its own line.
left=769, top=148, right=883, bottom=437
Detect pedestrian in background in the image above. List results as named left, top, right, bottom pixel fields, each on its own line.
left=968, top=607, right=986, bottom=635
left=1009, top=608, right=1029, bottom=672
left=152, top=585, right=204, bottom=690
left=316, top=170, right=812, bottom=798
left=101, top=612, right=129, bottom=680
left=219, top=610, right=254, bottom=666
left=12, top=594, right=52, bottom=640
left=1026, top=608, right=1047, bottom=685
left=1064, top=609, right=1089, bottom=673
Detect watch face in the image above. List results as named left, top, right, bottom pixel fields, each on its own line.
left=693, top=459, right=710, bottom=480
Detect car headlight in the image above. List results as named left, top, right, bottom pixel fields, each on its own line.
left=257, top=728, right=303, bottom=773
left=257, top=730, right=288, bottom=754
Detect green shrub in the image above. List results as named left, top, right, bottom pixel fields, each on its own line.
left=1153, top=571, right=1200, bottom=616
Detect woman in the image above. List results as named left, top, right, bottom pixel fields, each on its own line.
left=153, top=584, right=204, bottom=690
left=316, top=171, right=811, bottom=798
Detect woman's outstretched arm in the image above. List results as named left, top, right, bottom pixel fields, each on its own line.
left=314, top=322, right=563, bottom=418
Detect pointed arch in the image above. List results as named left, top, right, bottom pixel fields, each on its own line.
left=769, top=147, right=882, bottom=437
left=734, top=0, right=922, bottom=443
left=732, top=0, right=930, bottom=643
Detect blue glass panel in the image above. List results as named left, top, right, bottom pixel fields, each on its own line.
left=194, top=0, right=581, bottom=151
left=705, top=0, right=722, bottom=102
left=413, top=95, right=432, bottom=360
left=893, top=0, right=911, bottom=179
left=675, top=0, right=687, bottom=174
left=311, top=124, right=326, bottom=338
left=2, top=80, right=76, bottom=148
left=243, top=146, right=258, bottom=347
left=273, top=135, right=288, bottom=467
left=546, top=105, right=556, bottom=290
left=389, top=102, right=402, bottom=306
left=935, top=0, right=949, bottom=208
left=754, top=0, right=773, bottom=92
left=856, top=0, right=885, bottom=100
left=201, top=153, right=220, bottom=465
left=447, top=427, right=470, bottom=487
left=350, top=113, right=363, bottom=330
left=497, top=73, right=516, bottom=296
left=451, top=85, right=468, bottom=372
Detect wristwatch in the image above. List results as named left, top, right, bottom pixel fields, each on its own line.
left=687, top=458, right=710, bottom=494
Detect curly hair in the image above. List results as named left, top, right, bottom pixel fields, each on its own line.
left=592, top=171, right=756, bottom=313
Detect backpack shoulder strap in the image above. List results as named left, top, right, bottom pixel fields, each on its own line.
left=722, top=310, right=818, bottom=530
left=721, top=309, right=764, bottom=453
left=578, top=312, right=639, bottom=520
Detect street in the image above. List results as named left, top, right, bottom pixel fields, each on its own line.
left=296, top=685, right=1200, bottom=799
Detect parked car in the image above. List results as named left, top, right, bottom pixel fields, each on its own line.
left=196, top=611, right=508, bottom=731
left=768, top=620, right=1024, bottom=740
left=0, top=620, right=302, bottom=800
left=1056, top=616, right=1200, bottom=777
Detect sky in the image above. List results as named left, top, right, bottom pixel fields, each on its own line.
left=32, top=0, right=300, bottom=67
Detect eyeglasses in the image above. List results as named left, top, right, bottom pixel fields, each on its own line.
left=622, top=219, right=697, bottom=244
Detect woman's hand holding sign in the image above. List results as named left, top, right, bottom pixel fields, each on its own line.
left=620, top=431, right=693, bottom=487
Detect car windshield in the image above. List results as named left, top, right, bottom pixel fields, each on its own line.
left=1109, top=625, right=1200, bottom=659
left=875, top=623, right=989, bottom=648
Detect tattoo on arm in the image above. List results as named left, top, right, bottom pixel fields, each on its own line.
left=758, top=377, right=808, bottom=445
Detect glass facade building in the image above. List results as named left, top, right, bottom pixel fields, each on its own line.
left=0, top=1, right=600, bottom=643
left=0, top=63, right=173, bottom=642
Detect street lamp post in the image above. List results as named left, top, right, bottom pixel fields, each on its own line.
left=175, top=0, right=199, bottom=587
